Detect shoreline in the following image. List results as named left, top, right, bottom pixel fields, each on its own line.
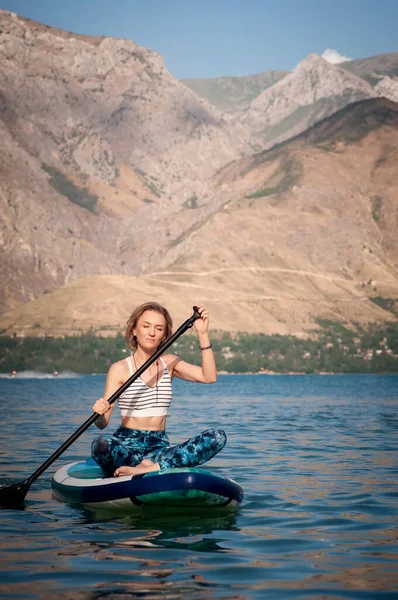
left=2, top=370, right=398, bottom=378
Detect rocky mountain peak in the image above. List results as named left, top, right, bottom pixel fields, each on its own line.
left=0, top=9, right=165, bottom=80
left=239, top=52, right=374, bottom=146
left=294, top=53, right=327, bottom=70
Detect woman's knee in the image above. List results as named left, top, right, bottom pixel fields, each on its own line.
left=203, top=428, right=227, bottom=451
left=214, top=428, right=227, bottom=450
left=91, top=435, right=111, bottom=457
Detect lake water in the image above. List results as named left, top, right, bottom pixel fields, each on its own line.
left=0, top=373, right=397, bottom=599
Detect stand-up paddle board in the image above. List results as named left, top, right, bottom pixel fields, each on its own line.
left=52, top=460, right=243, bottom=510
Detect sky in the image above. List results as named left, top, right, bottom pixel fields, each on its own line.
left=0, top=0, right=397, bottom=79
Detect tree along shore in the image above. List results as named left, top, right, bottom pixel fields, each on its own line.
left=1, top=320, right=398, bottom=375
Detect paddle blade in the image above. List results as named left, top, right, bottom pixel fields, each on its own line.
left=0, top=479, right=30, bottom=508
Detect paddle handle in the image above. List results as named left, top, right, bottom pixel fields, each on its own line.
left=26, top=306, right=201, bottom=485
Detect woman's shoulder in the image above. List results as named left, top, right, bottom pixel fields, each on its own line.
left=108, top=357, right=130, bottom=379
left=161, top=353, right=181, bottom=371
left=161, top=353, right=179, bottom=362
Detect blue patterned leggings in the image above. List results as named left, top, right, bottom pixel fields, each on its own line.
left=91, top=427, right=227, bottom=476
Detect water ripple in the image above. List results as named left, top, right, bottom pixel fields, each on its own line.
left=0, top=374, right=397, bottom=599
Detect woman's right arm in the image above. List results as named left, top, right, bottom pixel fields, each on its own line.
left=92, top=362, right=125, bottom=430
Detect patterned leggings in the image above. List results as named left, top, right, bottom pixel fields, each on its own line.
left=91, top=427, right=227, bottom=477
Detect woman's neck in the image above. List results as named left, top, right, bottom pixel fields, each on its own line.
left=133, top=349, right=157, bottom=364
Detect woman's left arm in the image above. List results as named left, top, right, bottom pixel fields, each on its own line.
left=170, top=306, right=217, bottom=384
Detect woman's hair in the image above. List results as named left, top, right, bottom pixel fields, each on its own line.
left=124, top=302, right=173, bottom=350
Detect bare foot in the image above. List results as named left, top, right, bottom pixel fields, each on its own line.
left=114, top=459, right=160, bottom=477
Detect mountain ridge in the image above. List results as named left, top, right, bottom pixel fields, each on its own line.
left=1, top=9, right=397, bottom=336
left=183, top=52, right=398, bottom=113
left=1, top=98, right=397, bottom=337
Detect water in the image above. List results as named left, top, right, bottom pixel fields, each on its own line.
left=0, top=373, right=397, bottom=599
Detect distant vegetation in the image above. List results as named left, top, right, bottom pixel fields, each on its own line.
left=1, top=320, right=398, bottom=374
left=371, top=195, right=383, bottom=222
left=312, top=99, right=396, bottom=148
left=184, top=194, right=199, bottom=209
left=245, top=187, right=279, bottom=199
left=362, top=75, right=381, bottom=87
left=42, top=163, right=99, bottom=213
left=263, top=103, right=316, bottom=143
left=369, top=297, right=398, bottom=317
left=245, top=156, right=303, bottom=202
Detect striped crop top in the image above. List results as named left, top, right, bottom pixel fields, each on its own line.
left=118, top=356, right=172, bottom=418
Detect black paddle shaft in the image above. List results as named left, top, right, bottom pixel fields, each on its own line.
left=0, top=306, right=201, bottom=507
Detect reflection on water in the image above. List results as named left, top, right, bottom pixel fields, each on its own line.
left=0, top=374, right=397, bottom=599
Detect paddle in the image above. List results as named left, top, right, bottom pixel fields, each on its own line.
left=0, top=306, right=201, bottom=508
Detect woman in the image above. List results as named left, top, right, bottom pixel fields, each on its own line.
left=91, top=302, right=226, bottom=477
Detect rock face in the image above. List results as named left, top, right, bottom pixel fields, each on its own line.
left=374, top=77, right=398, bottom=102
left=0, top=10, right=253, bottom=312
left=0, top=11, right=250, bottom=181
left=239, top=54, right=375, bottom=145
left=0, top=9, right=398, bottom=335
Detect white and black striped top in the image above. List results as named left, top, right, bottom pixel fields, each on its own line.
left=118, top=356, right=172, bottom=418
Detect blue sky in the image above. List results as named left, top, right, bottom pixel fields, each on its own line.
left=0, top=0, right=397, bottom=78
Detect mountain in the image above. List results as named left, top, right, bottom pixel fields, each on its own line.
left=1, top=98, right=397, bottom=337
left=341, top=52, right=398, bottom=103
left=1, top=9, right=397, bottom=337
left=182, top=53, right=398, bottom=116
left=182, top=71, right=289, bottom=114
left=0, top=11, right=251, bottom=183
left=342, top=52, right=398, bottom=83
left=184, top=53, right=398, bottom=149
left=148, top=97, right=398, bottom=333
left=0, top=9, right=254, bottom=313
left=183, top=53, right=398, bottom=143
left=238, top=54, right=375, bottom=146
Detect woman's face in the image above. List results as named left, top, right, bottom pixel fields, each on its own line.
left=134, top=310, right=167, bottom=351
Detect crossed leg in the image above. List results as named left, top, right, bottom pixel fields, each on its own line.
left=91, top=435, right=143, bottom=477
left=114, top=429, right=227, bottom=477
